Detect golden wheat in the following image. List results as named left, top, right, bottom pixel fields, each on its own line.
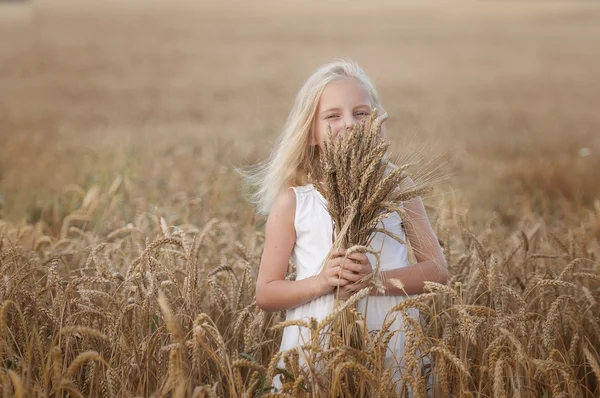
left=0, top=136, right=598, bottom=397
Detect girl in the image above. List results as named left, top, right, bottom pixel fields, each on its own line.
left=250, top=59, right=447, bottom=392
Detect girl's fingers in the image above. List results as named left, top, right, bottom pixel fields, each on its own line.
left=332, top=277, right=349, bottom=286
left=328, top=252, right=371, bottom=277
left=329, top=257, right=344, bottom=268
left=329, top=258, right=361, bottom=272
left=333, top=262, right=371, bottom=277
left=339, top=270, right=361, bottom=282
left=332, top=248, right=347, bottom=257
left=338, top=259, right=362, bottom=273
left=360, top=263, right=373, bottom=274
left=333, top=252, right=364, bottom=263
left=330, top=251, right=368, bottom=264
left=329, top=267, right=350, bottom=281
left=330, top=265, right=344, bottom=275
left=347, top=253, right=369, bottom=264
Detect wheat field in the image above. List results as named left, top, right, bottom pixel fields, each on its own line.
left=0, top=1, right=599, bottom=396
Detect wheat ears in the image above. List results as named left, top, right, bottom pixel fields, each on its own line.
left=315, top=109, right=431, bottom=287
left=313, top=109, right=432, bottom=373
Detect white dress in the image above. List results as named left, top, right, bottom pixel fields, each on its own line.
left=273, top=183, right=427, bottom=392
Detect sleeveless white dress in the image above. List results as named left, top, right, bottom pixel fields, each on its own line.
left=273, top=183, right=428, bottom=392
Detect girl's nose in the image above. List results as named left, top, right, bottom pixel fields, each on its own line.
left=335, top=123, right=352, bottom=142
left=344, top=115, right=356, bottom=131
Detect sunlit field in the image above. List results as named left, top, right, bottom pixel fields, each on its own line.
left=0, top=1, right=599, bottom=396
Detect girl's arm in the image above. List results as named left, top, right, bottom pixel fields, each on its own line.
left=375, top=178, right=448, bottom=296
left=255, top=189, right=341, bottom=312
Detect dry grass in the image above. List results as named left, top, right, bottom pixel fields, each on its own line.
left=1, top=0, right=600, bottom=396
left=0, top=181, right=598, bottom=396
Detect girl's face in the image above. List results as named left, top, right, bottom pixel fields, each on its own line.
left=311, top=78, right=372, bottom=149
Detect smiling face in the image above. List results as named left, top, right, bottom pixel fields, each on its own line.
left=311, top=78, right=373, bottom=149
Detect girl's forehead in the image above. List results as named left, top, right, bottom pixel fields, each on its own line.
left=319, top=78, right=371, bottom=106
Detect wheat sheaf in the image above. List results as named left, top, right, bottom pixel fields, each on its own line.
left=313, top=109, right=431, bottom=361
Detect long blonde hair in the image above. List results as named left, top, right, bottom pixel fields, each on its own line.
left=246, top=59, right=384, bottom=215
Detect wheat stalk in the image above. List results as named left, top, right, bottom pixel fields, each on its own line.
left=312, top=109, right=434, bottom=395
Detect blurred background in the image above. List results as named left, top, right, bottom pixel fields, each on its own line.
left=1, top=0, right=599, bottom=228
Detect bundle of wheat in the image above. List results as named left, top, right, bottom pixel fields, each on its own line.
left=313, top=109, right=431, bottom=392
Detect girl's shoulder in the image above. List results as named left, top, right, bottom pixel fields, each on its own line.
left=267, top=187, right=297, bottom=227
left=274, top=187, right=297, bottom=208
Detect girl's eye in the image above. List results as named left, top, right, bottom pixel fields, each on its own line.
left=355, top=111, right=368, bottom=117
left=326, top=114, right=339, bottom=120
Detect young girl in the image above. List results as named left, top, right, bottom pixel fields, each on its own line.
left=250, top=59, right=447, bottom=392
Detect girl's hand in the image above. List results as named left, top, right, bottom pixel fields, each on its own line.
left=333, top=250, right=374, bottom=300
left=317, top=249, right=373, bottom=296
left=320, top=249, right=372, bottom=298
left=316, top=248, right=352, bottom=295
left=334, top=249, right=372, bottom=282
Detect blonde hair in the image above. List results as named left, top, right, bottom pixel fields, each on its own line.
left=246, top=59, right=384, bottom=215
